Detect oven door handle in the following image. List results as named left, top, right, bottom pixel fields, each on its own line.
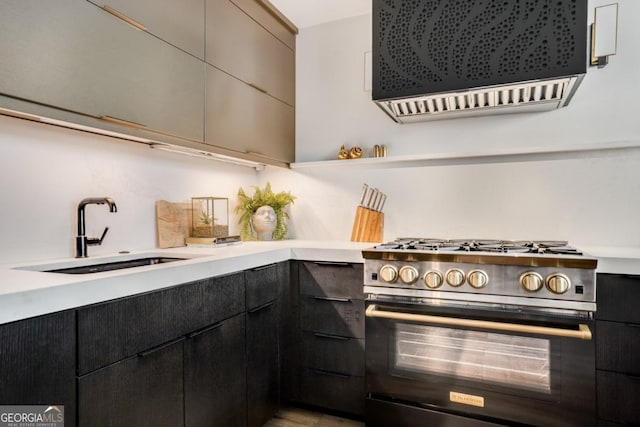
left=365, top=304, right=593, bottom=340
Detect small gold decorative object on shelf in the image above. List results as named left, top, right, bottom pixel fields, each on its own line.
left=191, top=197, right=229, bottom=238
left=373, top=144, right=388, bottom=158
left=338, top=144, right=349, bottom=160
left=348, top=146, right=363, bottom=159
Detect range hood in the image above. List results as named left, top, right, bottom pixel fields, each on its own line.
left=372, top=0, right=588, bottom=123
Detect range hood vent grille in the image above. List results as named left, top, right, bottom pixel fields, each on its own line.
left=372, top=0, right=588, bottom=123
left=379, top=77, right=581, bottom=123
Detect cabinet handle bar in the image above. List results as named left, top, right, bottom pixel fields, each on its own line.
left=138, top=336, right=185, bottom=358
left=248, top=300, right=276, bottom=313
left=102, top=5, right=147, bottom=31
left=187, top=322, right=223, bottom=339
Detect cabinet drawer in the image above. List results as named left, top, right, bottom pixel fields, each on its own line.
left=78, top=272, right=245, bottom=375
left=78, top=337, right=184, bottom=427
left=299, top=368, right=364, bottom=416
left=301, top=331, right=364, bottom=376
left=246, top=263, right=279, bottom=310
left=596, top=274, right=640, bottom=323
left=300, top=296, right=364, bottom=338
left=596, top=320, right=640, bottom=374
left=597, top=370, right=640, bottom=425
left=299, top=262, right=364, bottom=299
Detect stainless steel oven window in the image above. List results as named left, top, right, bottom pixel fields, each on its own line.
left=393, top=323, right=551, bottom=393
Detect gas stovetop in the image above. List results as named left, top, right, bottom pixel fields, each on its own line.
left=374, top=238, right=584, bottom=255
left=362, top=238, right=598, bottom=312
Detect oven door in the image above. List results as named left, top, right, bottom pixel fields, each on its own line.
left=365, top=299, right=595, bottom=427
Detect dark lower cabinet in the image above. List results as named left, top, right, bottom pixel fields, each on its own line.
left=185, top=313, right=247, bottom=427
left=295, top=261, right=365, bottom=417
left=247, top=300, right=279, bottom=427
left=0, top=311, right=76, bottom=427
left=78, top=337, right=184, bottom=427
left=596, top=273, right=640, bottom=426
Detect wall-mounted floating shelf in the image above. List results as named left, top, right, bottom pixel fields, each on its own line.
left=290, top=140, right=640, bottom=170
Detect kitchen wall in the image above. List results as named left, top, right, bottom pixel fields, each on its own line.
left=0, top=115, right=259, bottom=263
left=263, top=0, right=640, bottom=248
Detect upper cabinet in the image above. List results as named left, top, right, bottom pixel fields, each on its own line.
left=86, top=0, right=205, bottom=59
left=206, top=0, right=294, bottom=106
left=205, top=64, right=294, bottom=163
left=0, top=0, right=296, bottom=167
left=0, top=0, right=204, bottom=142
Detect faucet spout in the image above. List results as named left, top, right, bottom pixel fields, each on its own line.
left=76, top=197, right=118, bottom=258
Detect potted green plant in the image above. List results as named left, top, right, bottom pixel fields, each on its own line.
left=235, top=182, right=295, bottom=240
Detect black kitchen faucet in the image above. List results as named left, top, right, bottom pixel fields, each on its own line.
left=76, top=197, right=117, bottom=258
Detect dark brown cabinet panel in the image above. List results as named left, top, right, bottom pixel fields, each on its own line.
left=247, top=300, right=279, bottom=427
left=596, top=320, right=640, bottom=375
left=296, top=261, right=365, bottom=417
left=78, top=272, right=244, bottom=375
left=299, top=262, right=364, bottom=299
left=596, top=273, right=640, bottom=426
left=0, top=311, right=76, bottom=427
left=300, top=296, right=365, bottom=339
left=301, top=331, right=365, bottom=376
left=596, top=274, right=640, bottom=323
left=185, top=313, right=247, bottom=427
left=597, top=370, right=640, bottom=425
left=78, top=337, right=184, bottom=427
left=299, top=368, right=365, bottom=416
left=246, top=263, right=279, bottom=310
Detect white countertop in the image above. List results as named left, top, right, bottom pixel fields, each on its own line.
left=1, top=241, right=638, bottom=325
left=0, top=240, right=371, bottom=324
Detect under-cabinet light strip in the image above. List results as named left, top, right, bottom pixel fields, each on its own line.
left=149, top=143, right=265, bottom=170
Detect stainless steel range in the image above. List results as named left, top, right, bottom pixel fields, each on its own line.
left=363, top=238, right=597, bottom=427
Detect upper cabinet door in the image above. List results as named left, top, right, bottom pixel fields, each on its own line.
left=0, top=0, right=204, bottom=142
left=86, top=0, right=205, bottom=59
left=206, top=0, right=294, bottom=106
left=205, top=64, right=294, bottom=163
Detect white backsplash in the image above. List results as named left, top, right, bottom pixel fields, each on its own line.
left=0, top=115, right=259, bottom=264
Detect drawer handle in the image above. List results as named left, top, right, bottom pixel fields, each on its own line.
left=248, top=300, right=276, bottom=314
left=100, top=115, right=146, bottom=129
left=251, top=264, right=276, bottom=271
left=626, top=323, right=640, bottom=329
left=138, top=336, right=185, bottom=358
left=626, top=374, right=640, bottom=381
left=248, top=83, right=268, bottom=94
left=313, top=332, right=350, bottom=341
left=102, top=5, right=147, bottom=31
left=313, top=261, right=352, bottom=267
left=187, top=322, right=223, bottom=339
left=313, top=296, right=351, bottom=303
left=311, top=369, right=351, bottom=379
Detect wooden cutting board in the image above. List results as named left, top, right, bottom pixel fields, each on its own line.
left=156, top=200, right=193, bottom=248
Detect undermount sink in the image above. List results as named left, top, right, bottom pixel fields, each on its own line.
left=14, top=253, right=203, bottom=275
left=45, top=257, right=187, bottom=274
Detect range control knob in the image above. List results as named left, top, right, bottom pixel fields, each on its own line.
left=520, top=271, right=544, bottom=292
left=445, top=268, right=466, bottom=287
left=546, top=273, right=571, bottom=294
left=399, top=266, right=419, bottom=285
left=379, top=265, right=398, bottom=283
left=467, top=270, right=489, bottom=289
left=423, top=271, right=444, bottom=289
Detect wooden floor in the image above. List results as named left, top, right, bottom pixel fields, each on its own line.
left=264, top=407, right=364, bottom=427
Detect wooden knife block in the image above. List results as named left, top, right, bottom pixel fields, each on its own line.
left=350, top=206, right=384, bottom=242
